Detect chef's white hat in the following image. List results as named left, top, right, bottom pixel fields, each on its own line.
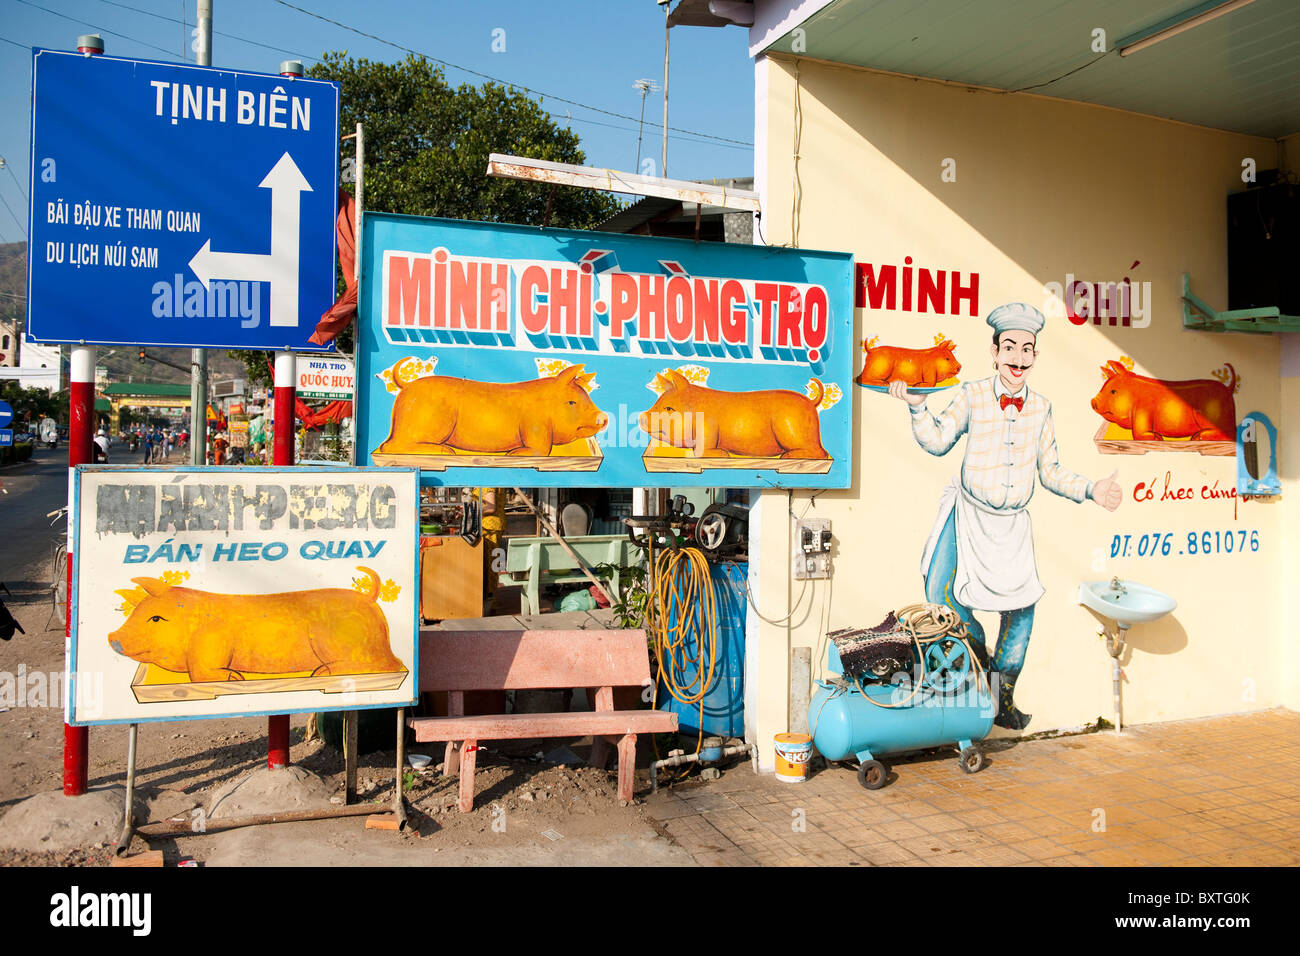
left=987, top=302, right=1045, bottom=337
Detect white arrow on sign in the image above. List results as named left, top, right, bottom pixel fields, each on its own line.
left=188, top=152, right=312, bottom=328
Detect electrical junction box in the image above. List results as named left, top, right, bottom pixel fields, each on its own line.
left=793, top=517, right=832, bottom=580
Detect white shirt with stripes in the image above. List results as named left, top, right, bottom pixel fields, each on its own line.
left=909, top=376, right=1092, bottom=512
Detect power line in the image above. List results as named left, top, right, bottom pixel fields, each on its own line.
left=0, top=190, right=26, bottom=241
left=2, top=161, right=29, bottom=207
left=14, top=0, right=181, bottom=60
left=0, top=33, right=31, bottom=51
left=558, top=111, right=749, bottom=152
left=271, top=0, right=753, bottom=149
left=93, top=0, right=323, bottom=65
left=80, top=2, right=737, bottom=158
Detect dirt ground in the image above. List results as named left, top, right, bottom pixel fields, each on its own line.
left=0, top=544, right=699, bottom=867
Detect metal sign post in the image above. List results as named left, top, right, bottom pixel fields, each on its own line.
left=190, top=0, right=212, bottom=468
left=60, top=32, right=105, bottom=798
left=266, top=56, right=307, bottom=771
left=268, top=349, right=295, bottom=769
left=65, top=339, right=97, bottom=795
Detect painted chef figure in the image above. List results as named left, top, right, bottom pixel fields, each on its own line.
left=889, top=303, right=1121, bottom=729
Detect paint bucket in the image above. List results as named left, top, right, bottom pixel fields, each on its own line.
left=774, top=733, right=813, bottom=783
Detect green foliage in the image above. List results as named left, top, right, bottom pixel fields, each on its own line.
left=230, top=349, right=274, bottom=391
left=594, top=561, right=651, bottom=630
left=0, top=380, right=61, bottom=423
left=312, top=52, right=622, bottom=229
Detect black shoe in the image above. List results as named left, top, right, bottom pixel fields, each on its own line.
left=994, top=676, right=1032, bottom=730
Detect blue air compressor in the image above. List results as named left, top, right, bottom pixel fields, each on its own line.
left=808, top=603, right=994, bottom=789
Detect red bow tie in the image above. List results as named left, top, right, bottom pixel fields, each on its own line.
left=999, top=394, right=1024, bottom=412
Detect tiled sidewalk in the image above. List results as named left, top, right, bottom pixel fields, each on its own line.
left=642, top=709, right=1300, bottom=866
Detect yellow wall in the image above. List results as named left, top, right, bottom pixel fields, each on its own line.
left=752, top=55, right=1288, bottom=766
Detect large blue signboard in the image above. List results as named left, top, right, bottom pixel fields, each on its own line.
left=356, top=213, right=855, bottom=489
left=27, top=50, right=339, bottom=351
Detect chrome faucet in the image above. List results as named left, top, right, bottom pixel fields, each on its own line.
left=1109, top=576, right=1127, bottom=597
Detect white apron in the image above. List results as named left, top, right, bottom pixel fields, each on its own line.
left=920, top=479, right=1044, bottom=612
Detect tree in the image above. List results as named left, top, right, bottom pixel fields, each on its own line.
left=316, top=52, right=620, bottom=228
left=232, top=53, right=622, bottom=384
left=0, top=380, right=61, bottom=424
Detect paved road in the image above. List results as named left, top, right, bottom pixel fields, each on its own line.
left=1, top=438, right=190, bottom=588
left=0, top=442, right=67, bottom=591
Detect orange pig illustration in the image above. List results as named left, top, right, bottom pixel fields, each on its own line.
left=857, top=339, right=961, bottom=387
left=375, top=359, right=608, bottom=456
left=639, top=369, right=829, bottom=459
left=1091, top=360, right=1236, bottom=441
left=108, top=567, right=403, bottom=682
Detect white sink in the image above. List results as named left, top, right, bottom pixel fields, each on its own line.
left=1078, top=579, right=1176, bottom=627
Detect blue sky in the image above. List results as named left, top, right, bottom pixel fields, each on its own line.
left=0, top=0, right=756, bottom=243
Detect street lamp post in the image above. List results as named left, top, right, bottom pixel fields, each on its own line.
left=659, top=0, right=671, bottom=178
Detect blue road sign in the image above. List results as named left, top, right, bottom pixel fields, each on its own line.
left=27, top=49, right=339, bottom=351
left=0, top=430, right=12, bottom=447
left=0, top=401, right=12, bottom=429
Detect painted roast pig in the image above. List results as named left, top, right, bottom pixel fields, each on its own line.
left=376, top=360, right=609, bottom=456
left=639, top=369, right=829, bottom=459
left=857, top=339, right=961, bottom=387
left=108, top=567, right=402, bottom=682
left=1091, top=360, right=1236, bottom=441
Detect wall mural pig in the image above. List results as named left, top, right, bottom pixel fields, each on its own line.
left=1091, top=359, right=1237, bottom=442
left=857, top=336, right=962, bottom=388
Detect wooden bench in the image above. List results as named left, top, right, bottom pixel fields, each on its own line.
left=410, top=629, right=677, bottom=811
left=497, top=534, right=638, bottom=615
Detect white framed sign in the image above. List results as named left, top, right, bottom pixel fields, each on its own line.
left=68, top=466, right=419, bottom=725
left=298, top=356, right=355, bottom=400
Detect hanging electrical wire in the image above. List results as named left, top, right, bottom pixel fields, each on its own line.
left=92, top=0, right=324, bottom=64
left=270, top=0, right=753, bottom=149
left=13, top=0, right=182, bottom=59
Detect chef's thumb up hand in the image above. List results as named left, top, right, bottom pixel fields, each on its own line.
left=1093, top=470, right=1122, bottom=512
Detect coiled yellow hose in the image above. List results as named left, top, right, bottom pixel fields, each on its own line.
left=648, top=545, right=719, bottom=765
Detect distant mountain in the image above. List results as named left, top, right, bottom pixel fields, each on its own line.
left=0, top=242, right=23, bottom=333
left=0, top=241, right=252, bottom=388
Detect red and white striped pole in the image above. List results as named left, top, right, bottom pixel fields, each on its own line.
left=64, top=342, right=96, bottom=795
left=267, top=349, right=296, bottom=768
left=266, top=60, right=304, bottom=771
left=63, top=33, right=104, bottom=798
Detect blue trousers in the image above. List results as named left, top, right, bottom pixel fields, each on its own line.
left=925, top=509, right=1034, bottom=682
